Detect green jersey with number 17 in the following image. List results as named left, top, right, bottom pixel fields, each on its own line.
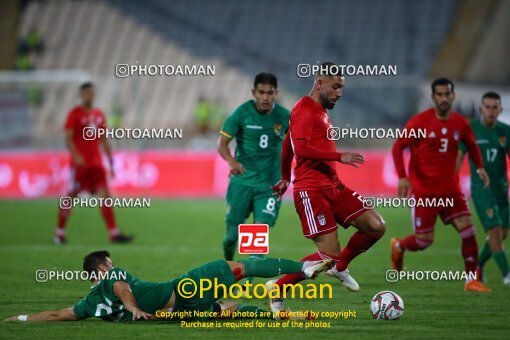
left=220, top=100, right=290, bottom=187
left=460, top=119, right=510, bottom=198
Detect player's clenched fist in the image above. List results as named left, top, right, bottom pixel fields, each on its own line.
left=228, top=159, right=245, bottom=175
left=339, top=152, right=365, bottom=168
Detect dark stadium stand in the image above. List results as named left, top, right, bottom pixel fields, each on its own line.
left=109, top=0, right=460, bottom=129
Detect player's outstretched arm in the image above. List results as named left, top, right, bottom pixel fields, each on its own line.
left=112, top=281, right=154, bottom=321
left=4, top=307, right=78, bottom=322
left=292, top=137, right=365, bottom=166
left=339, top=152, right=366, bottom=168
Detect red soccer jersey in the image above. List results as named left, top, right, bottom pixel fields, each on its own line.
left=64, top=106, right=106, bottom=168
left=289, top=96, right=341, bottom=191
left=392, top=108, right=483, bottom=195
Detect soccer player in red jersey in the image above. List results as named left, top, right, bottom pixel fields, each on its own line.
left=270, top=63, right=386, bottom=312
left=390, top=78, right=490, bottom=292
left=54, top=83, right=133, bottom=244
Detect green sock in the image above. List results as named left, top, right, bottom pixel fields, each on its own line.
left=242, top=254, right=266, bottom=284
left=478, top=239, right=492, bottom=267
left=239, top=258, right=303, bottom=278
left=222, top=222, right=238, bottom=261
left=492, top=251, right=509, bottom=277
left=237, top=305, right=270, bottom=319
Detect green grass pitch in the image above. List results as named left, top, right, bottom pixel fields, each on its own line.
left=0, top=199, right=509, bottom=339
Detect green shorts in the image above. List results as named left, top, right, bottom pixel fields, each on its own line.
left=226, top=181, right=281, bottom=226
left=472, top=188, right=509, bottom=230
left=172, top=260, right=236, bottom=315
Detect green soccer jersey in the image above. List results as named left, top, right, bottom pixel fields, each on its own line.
left=220, top=100, right=290, bottom=187
left=460, top=119, right=510, bottom=198
left=72, top=268, right=174, bottom=322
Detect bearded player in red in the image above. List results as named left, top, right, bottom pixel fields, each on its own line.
left=54, top=83, right=133, bottom=244
left=270, top=63, right=386, bottom=313
left=391, top=78, right=490, bottom=292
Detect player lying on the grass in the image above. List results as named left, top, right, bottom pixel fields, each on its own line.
left=55, top=82, right=133, bottom=244
left=457, top=91, right=510, bottom=285
left=4, top=250, right=331, bottom=322
left=271, top=62, right=386, bottom=313
left=391, top=78, right=491, bottom=292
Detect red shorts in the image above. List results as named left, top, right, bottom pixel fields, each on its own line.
left=71, top=166, right=108, bottom=194
left=293, top=184, right=369, bottom=239
left=411, top=191, right=470, bottom=235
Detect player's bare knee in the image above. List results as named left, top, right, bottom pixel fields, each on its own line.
left=453, top=216, right=472, bottom=231
left=372, top=219, right=386, bottom=235
left=314, top=237, right=340, bottom=255
left=367, top=212, right=386, bottom=235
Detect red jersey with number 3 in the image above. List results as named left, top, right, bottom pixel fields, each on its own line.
left=289, top=96, right=341, bottom=191
left=393, top=108, right=483, bottom=195
left=64, top=106, right=106, bottom=168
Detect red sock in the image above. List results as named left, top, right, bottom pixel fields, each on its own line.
left=100, top=206, right=119, bottom=237
left=276, top=252, right=323, bottom=287
left=399, top=234, right=423, bottom=251
left=56, top=206, right=72, bottom=234
left=335, top=231, right=382, bottom=271
left=460, top=226, right=478, bottom=275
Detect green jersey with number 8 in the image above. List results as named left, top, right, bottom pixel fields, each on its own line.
left=220, top=100, right=290, bottom=187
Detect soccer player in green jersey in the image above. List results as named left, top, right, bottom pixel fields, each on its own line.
left=4, top=250, right=330, bottom=322
left=217, top=73, right=290, bottom=267
left=457, top=92, right=510, bottom=284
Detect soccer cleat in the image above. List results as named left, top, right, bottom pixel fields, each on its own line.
left=110, top=233, right=134, bottom=243
left=390, top=237, right=404, bottom=271
left=265, top=279, right=285, bottom=315
left=464, top=280, right=491, bottom=293
left=302, top=259, right=333, bottom=279
left=503, top=273, right=510, bottom=285
left=326, top=267, right=360, bottom=292
left=53, top=235, right=67, bottom=245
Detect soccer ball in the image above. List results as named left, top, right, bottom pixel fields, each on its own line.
left=370, top=291, right=404, bottom=320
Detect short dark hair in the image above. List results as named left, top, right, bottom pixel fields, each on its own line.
left=431, top=78, right=454, bottom=94
left=83, top=250, right=110, bottom=279
left=80, top=82, right=94, bottom=91
left=482, top=91, right=501, bottom=102
left=254, top=73, right=277, bottom=89
left=316, top=62, right=342, bottom=77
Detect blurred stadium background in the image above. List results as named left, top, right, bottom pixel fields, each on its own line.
left=0, top=0, right=509, bottom=200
